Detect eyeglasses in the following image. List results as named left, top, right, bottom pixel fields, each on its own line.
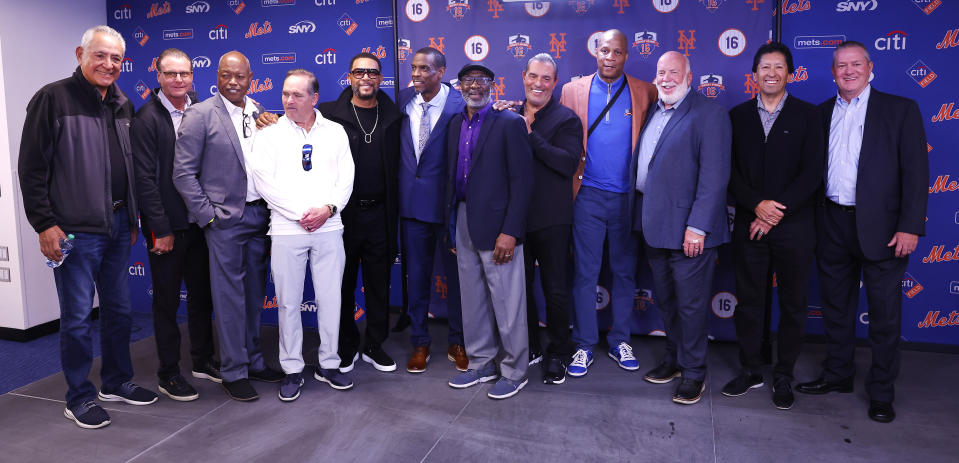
left=160, top=71, right=193, bottom=79
left=350, top=68, right=381, bottom=78
left=302, top=144, right=313, bottom=171
left=460, top=76, right=493, bottom=86
left=242, top=113, right=252, bottom=139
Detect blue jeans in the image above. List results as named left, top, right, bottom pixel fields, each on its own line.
left=571, top=186, right=637, bottom=350
left=53, top=207, right=134, bottom=409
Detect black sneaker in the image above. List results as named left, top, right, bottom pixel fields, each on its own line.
left=250, top=367, right=284, bottom=383
left=278, top=373, right=305, bottom=402
left=529, top=349, right=544, bottom=366
left=98, top=381, right=159, bottom=405
left=721, top=372, right=764, bottom=397
left=63, top=401, right=110, bottom=429
left=672, top=378, right=706, bottom=405
left=773, top=378, right=795, bottom=410
left=314, top=367, right=354, bottom=390
left=158, top=375, right=199, bottom=402
left=543, top=354, right=567, bottom=385
left=362, top=345, right=397, bottom=372
left=339, top=350, right=359, bottom=373
left=644, top=362, right=682, bottom=384
left=222, top=378, right=259, bottom=401
left=191, top=359, right=222, bottom=384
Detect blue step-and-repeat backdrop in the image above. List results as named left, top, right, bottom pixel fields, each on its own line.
left=105, top=0, right=958, bottom=346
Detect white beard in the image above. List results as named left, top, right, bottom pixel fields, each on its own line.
left=657, top=80, right=689, bottom=106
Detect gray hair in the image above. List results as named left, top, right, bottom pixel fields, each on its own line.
left=832, top=40, right=871, bottom=66
left=80, top=25, right=126, bottom=55
left=525, top=53, right=558, bottom=78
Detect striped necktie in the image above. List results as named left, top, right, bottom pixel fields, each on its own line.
left=418, top=101, right=431, bottom=154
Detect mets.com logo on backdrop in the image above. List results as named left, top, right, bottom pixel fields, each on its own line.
left=163, top=29, right=194, bottom=40
left=262, top=52, right=295, bottom=64
left=794, top=34, right=845, bottom=49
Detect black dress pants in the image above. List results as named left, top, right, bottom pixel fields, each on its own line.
left=339, top=203, right=391, bottom=354
left=524, top=225, right=573, bottom=358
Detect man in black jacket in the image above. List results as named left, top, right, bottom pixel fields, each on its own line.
left=318, top=53, right=402, bottom=374
left=723, top=43, right=824, bottom=410
left=18, top=25, right=157, bottom=429
left=131, top=48, right=219, bottom=402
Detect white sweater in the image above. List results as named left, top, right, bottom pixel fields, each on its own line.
left=249, top=110, right=354, bottom=236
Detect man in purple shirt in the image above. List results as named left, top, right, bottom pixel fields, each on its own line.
left=445, top=64, right=534, bottom=399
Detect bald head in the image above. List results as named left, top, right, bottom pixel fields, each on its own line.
left=219, top=51, right=250, bottom=71
left=217, top=51, right=253, bottom=107
left=654, top=51, right=692, bottom=109
left=602, top=29, right=628, bottom=47
left=596, top=29, right=629, bottom=83
left=657, top=51, right=690, bottom=76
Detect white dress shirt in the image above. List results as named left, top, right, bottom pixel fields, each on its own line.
left=404, top=84, right=449, bottom=162
left=219, top=93, right=260, bottom=202
left=827, top=85, right=870, bottom=206
left=249, top=109, right=355, bottom=236
left=157, top=90, right=191, bottom=135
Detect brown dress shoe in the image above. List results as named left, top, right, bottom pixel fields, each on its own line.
left=448, top=344, right=468, bottom=372
left=407, top=346, right=430, bottom=373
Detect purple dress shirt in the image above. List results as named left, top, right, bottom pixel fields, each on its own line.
left=455, top=102, right=492, bottom=201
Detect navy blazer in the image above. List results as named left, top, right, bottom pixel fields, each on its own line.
left=631, top=92, right=732, bottom=250
left=398, top=84, right=465, bottom=224
left=817, top=88, right=928, bottom=261
left=445, top=107, right=534, bottom=250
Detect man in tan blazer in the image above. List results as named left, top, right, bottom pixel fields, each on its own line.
left=558, top=29, right=657, bottom=378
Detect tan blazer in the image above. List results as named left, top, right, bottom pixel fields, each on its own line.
left=559, top=73, right=657, bottom=197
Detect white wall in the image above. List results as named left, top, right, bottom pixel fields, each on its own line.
left=0, top=0, right=106, bottom=329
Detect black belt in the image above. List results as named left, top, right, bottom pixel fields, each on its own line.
left=246, top=199, right=267, bottom=207
left=355, top=198, right=382, bottom=209
left=827, top=199, right=855, bottom=213
left=112, top=200, right=125, bottom=212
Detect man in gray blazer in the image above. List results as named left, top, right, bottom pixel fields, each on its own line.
left=632, top=51, right=732, bottom=405
left=173, top=51, right=282, bottom=401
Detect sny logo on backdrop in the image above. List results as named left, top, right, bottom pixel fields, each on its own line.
left=246, top=21, right=273, bottom=39
left=163, top=29, right=194, bottom=40
left=937, top=29, right=959, bottom=49
left=262, top=52, right=296, bottom=64
left=133, top=27, right=150, bottom=47
left=632, top=31, right=660, bottom=59
left=210, top=24, right=228, bottom=40
left=614, top=0, right=631, bottom=13
left=678, top=30, right=696, bottom=56
left=488, top=0, right=503, bottom=18
left=192, top=55, right=212, bottom=68
left=361, top=46, right=388, bottom=59
left=114, top=4, right=132, bottom=19
left=874, top=30, right=907, bottom=50
left=781, top=0, right=810, bottom=14
left=428, top=37, right=446, bottom=54
left=836, top=0, right=877, bottom=11
left=120, top=57, right=134, bottom=73
left=225, top=0, right=246, bottom=14
left=185, top=1, right=211, bottom=13
left=315, top=48, right=337, bottom=64
left=902, top=272, right=924, bottom=298
left=147, top=2, right=171, bottom=18
left=289, top=20, right=316, bottom=34
left=922, top=244, right=959, bottom=263
left=932, top=102, right=959, bottom=122
left=697, top=74, right=725, bottom=98
left=747, top=0, right=764, bottom=11
left=397, top=39, right=412, bottom=61
left=569, top=0, right=595, bottom=14
left=699, top=0, right=726, bottom=12
left=907, top=60, right=937, bottom=88
left=448, top=0, right=470, bottom=20
left=338, top=13, right=358, bottom=35
left=507, top=34, right=531, bottom=59
left=929, top=175, right=958, bottom=193
left=908, top=0, right=940, bottom=15
left=490, top=77, right=506, bottom=100
left=549, top=33, right=567, bottom=59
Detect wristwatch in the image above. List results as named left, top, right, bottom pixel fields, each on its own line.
left=327, top=204, right=337, bottom=217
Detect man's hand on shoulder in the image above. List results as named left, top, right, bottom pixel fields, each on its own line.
left=256, top=112, right=279, bottom=129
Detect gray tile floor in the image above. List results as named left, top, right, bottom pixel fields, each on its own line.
left=2, top=320, right=957, bottom=463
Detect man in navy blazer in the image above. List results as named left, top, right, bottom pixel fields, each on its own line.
left=632, top=51, right=731, bottom=405
left=397, top=47, right=468, bottom=374
left=796, top=41, right=928, bottom=424
left=445, top=64, right=533, bottom=399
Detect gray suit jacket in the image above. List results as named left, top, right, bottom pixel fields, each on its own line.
left=173, top=94, right=263, bottom=227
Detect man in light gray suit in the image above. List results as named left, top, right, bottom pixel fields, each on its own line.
left=173, top=51, right=283, bottom=401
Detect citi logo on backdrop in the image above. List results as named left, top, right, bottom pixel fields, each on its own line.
left=907, top=60, right=936, bottom=88
left=314, top=48, right=337, bottom=65
left=114, top=4, right=132, bottom=19
left=209, top=24, right=229, bottom=40
left=185, top=1, right=211, bottom=13
left=338, top=13, right=358, bottom=35
left=908, top=0, right=940, bottom=14
left=902, top=272, right=924, bottom=298
left=226, top=0, right=246, bottom=14
left=874, top=30, right=907, bottom=50
left=129, top=262, right=146, bottom=276
left=133, top=27, right=150, bottom=46
left=120, top=57, right=134, bottom=73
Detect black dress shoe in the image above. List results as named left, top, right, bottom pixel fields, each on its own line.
left=543, top=354, right=567, bottom=385
left=721, top=372, right=764, bottom=397
left=222, top=379, right=258, bottom=401
left=796, top=376, right=853, bottom=395
left=772, top=378, right=795, bottom=410
left=644, top=362, right=681, bottom=384
left=250, top=367, right=284, bottom=383
left=672, top=378, right=705, bottom=405
left=868, top=401, right=896, bottom=423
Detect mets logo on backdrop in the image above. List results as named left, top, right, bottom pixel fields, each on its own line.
left=491, top=77, right=506, bottom=100
left=397, top=39, right=412, bottom=61
left=909, top=0, right=940, bottom=14
left=549, top=33, right=567, bottom=59
left=245, top=21, right=273, bottom=39
left=781, top=0, right=810, bottom=13
left=248, top=77, right=273, bottom=94
left=789, top=65, right=809, bottom=83
left=147, top=57, right=158, bottom=72
left=338, top=13, right=358, bottom=35
left=937, top=29, right=959, bottom=49
left=488, top=0, right=503, bottom=18
left=743, top=73, right=761, bottom=98
left=697, top=74, right=725, bottom=98
left=747, top=0, right=765, bottom=10
left=429, top=36, right=446, bottom=54
left=699, top=0, right=726, bottom=11
left=361, top=46, right=388, bottom=59
left=569, top=0, right=595, bottom=14
left=907, top=60, right=937, bottom=88
left=147, top=2, right=171, bottom=18
left=133, top=27, right=149, bottom=46
left=447, top=0, right=470, bottom=20
left=225, top=0, right=246, bottom=14
left=614, top=0, right=631, bottom=13
left=902, top=272, right=924, bottom=298
left=632, top=30, right=660, bottom=58
left=507, top=34, right=532, bottom=59
left=678, top=30, right=696, bottom=56
left=932, top=102, right=959, bottom=123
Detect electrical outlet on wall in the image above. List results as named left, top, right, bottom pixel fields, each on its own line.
left=0, top=267, right=11, bottom=282
left=0, top=246, right=9, bottom=261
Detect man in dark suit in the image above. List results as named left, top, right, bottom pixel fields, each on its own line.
left=723, top=43, right=824, bottom=410
left=796, top=41, right=928, bottom=423
left=131, top=48, right=219, bottom=402
left=174, top=51, right=283, bottom=401
left=445, top=63, right=533, bottom=399
left=397, top=47, right=468, bottom=374
left=633, top=51, right=731, bottom=405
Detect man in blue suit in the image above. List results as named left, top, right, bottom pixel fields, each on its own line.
left=632, top=51, right=732, bottom=405
left=397, top=47, right=468, bottom=374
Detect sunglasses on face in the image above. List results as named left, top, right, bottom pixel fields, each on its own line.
left=461, top=76, right=493, bottom=86
left=302, top=144, right=313, bottom=171
left=350, top=68, right=381, bottom=78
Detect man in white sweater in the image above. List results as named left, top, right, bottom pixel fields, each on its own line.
left=249, top=69, right=355, bottom=401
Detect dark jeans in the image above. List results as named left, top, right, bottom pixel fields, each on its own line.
left=400, top=217, right=463, bottom=348
left=145, top=224, right=216, bottom=380
left=54, top=207, right=134, bottom=409
left=340, top=204, right=391, bottom=353
left=524, top=225, right=573, bottom=357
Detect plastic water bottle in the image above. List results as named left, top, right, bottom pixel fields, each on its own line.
left=45, top=234, right=75, bottom=268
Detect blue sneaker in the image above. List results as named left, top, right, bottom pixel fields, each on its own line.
left=278, top=373, right=304, bottom=402
left=568, top=348, right=593, bottom=377
left=314, top=367, right=354, bottom=390
left=488, top=377, right=528, bottom=399
left=608, top=342, right=639, bottom=371
left=448, top=363, right=498, bottom=389
left=98, top=381, right=158, bottom=405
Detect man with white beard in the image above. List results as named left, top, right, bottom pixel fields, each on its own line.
left=630, top=51, right=731, bottom=405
